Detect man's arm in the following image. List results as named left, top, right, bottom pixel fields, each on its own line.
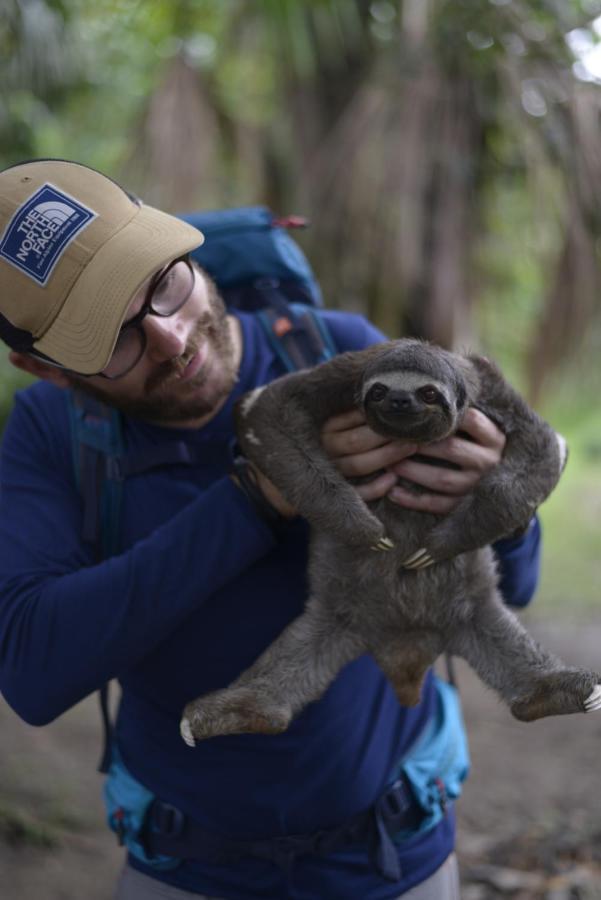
left=0, top=391, right=280, bottom=726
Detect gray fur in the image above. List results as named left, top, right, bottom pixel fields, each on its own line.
left=181, top=339, right=599, bottom=742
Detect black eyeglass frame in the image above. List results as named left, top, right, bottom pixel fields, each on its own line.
left=28, top=255, right=195, bottom=380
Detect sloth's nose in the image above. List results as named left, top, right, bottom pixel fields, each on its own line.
left=387, top=390, right=418, bottom=414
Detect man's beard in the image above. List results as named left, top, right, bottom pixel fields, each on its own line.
left=70, top=280, right=239, bottom=426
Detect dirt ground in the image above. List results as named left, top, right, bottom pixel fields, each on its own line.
left=1, top=615, right=601, bottom=900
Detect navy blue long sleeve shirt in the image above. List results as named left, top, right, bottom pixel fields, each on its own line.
left=0, top=311, right=541, bottom=899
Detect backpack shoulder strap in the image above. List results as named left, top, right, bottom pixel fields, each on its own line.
left=67, top=388, right=125, bottom=773
left=67, top=388, right=125, bottom=559
left=256, top=301, right=337, bottom=372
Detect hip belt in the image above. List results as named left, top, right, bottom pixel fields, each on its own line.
left=140, top=773, right=438, bottom=883
left=105, top=678, right=467, bottom=882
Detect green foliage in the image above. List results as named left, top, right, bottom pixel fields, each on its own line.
left=0, top=0, right=81, bottom=166
left=0, top=352, right=31, bottom=437
left=0, top=800, right=59, bottom=849
left=535, top=401, right=601, bottom=616
left=474, top=173, right=562, bottom=389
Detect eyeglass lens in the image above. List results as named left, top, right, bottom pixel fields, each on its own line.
left=102, top=257, right=194, bottom=379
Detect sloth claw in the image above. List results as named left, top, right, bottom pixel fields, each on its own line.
left=403, top=548, right=427, bottom=566
left=371, top=536, right=395, bottom=552
left=402, top=548, right=435, bottom=570
left=180, top=717, right=196, bottom=747
left=584, top=684, right=601, bottom=712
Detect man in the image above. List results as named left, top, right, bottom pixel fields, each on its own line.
left=0, top=159, right=540, bottom=899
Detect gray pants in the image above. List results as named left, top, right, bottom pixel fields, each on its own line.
left=114, top=853, right=460, bottom=899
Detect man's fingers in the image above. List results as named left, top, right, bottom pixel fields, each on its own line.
left=321, top=412, right=418, bottom=462
left=250, top=467, right=297, bottom=518
left=322, top=423, right=390, bottom=459
left=321, top=409, right=366, bottom=434
left=460, top=408, right=506, bottom=452
left=354, top=471, right=398, bottom=502
left=415, top=441, right=498, bottom=477
left=412, top=414, right=503, bottom=475
left=391, top=459, right=477, bottom=496
left=337, top=441, right=418, bottom=478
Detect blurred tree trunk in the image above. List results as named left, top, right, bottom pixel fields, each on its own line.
left=0, top=0, right=80, bottom=165
left=265, top=1, right=483, bottom=350
left=126, top=51, right=220, bottom=212
left=528, top=198, right=600, bottom=405
left=127, top=0, right=601, bottom=394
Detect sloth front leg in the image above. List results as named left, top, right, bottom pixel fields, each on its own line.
left=238, top=402, right=388, bottom=549
left=447, top=591, right=601, bottom=722
left=180, top=606, right=364, bottom=744
left=401, top=492, right=533, bottom=571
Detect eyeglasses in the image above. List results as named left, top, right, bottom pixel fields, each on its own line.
left=30, top=255, right=195, bottom=379
left=100, top=255, right=195, bottom=379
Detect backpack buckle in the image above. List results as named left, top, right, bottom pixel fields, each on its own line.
left=105, top=456, right=124, bottom=480
left=258, top=833, right=315, bottom=870
left=434, top=777, right=448, bottom=815
left=113, top=807, right=126, bottom=846
left=150, top=801, right=185, bottom=838
left=375, top=776, right=422, bottom=833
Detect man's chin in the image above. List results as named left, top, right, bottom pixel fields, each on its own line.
left=70, top=365, right=236, bottom=427
left=129, top=369, right=236, bottom=425
left=152, top=380, right=232, bottom=424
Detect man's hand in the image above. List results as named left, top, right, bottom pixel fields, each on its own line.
left=321, top=407, right=506, bottom=513
left=320, top=409, right=419, bottom=502
left=388, top=408, right=505, bottom=513
left=251, top=466, right=297, bottom=518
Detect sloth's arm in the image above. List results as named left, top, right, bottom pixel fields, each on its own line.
left=425, top=356, right=565, bottom=560
left=235, top=347, right=390, bottom=546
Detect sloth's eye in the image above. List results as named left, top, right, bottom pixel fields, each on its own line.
left=418, top=386, right=439, bottom=404
left=367, top=383, right=388, bottom=402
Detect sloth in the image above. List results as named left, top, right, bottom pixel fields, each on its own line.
left=180, top=339, right=601, bottom=745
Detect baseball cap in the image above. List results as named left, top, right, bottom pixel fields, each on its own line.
left=0, top=159, right=204, bottom=374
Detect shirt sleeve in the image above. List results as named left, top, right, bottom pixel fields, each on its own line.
left=322, top=310, right=388, bottom=351
left=493, top=517, right=541, bottom=608
left=0, top=389, right=278, bottom=726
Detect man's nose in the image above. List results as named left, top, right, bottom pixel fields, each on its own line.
left=143, top=314, right=189, bottom=362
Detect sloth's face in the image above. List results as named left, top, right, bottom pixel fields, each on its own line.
left=361, top=370, right=460, bottom=443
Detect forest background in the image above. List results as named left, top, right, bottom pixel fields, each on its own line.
left=1, top=1, right=601, bottom=896
left=2, top=0, right=601, bottom=610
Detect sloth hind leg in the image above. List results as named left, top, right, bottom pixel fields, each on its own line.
left=181, top=605, right=364, bottom=743
left=447, top=592, right=600, bottom=722
left=370, top=632, right=443, bottom=707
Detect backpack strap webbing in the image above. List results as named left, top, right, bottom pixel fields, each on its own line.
left=67, top=389, right=125, bottom=559
left=257, top=300, right=337, bottom=371
left=67, top=389, right=126, bottom=773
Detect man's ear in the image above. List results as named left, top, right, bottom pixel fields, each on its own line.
left=8, top=351, right=71, bottom=389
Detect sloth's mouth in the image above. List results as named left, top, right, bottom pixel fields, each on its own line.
left=370, top=410, right=451, bottom=443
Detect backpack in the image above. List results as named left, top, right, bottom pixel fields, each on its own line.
left=67, top=206, right=338, bottom=772
left=183, top=207, right=335, bottom=372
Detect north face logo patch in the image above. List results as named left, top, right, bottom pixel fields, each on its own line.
left=0, top=184, right=96, bottom=285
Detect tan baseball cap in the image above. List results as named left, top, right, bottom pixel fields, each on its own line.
left=0, top=159, right=204, bottom=374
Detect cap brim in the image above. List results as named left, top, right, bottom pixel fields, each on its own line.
left=34, top=204, right=204, bottom=374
